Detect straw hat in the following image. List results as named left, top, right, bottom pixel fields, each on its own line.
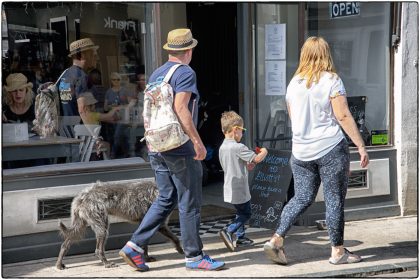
left=68, top=38, right=99, bottom=57
left=4, top=73, right=33, bottom=92
left=163, top=28, right=198, bottom=51
left=78, top=92, right=98, bottom=106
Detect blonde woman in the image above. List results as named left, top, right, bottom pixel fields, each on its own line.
left=2, top=73, right=35, bottom=124
left=263, top=37, right=369, bottom=265
left=104, top=72, right=136, bottom=112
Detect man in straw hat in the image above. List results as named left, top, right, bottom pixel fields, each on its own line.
left=119, top=28, right=225, bottom=271
left=58, top=38, right=99, bottom=120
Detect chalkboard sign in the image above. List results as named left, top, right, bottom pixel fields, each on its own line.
left=249, top=149, right=292, bottom=230
left=345, top=96, right=369, bottom=146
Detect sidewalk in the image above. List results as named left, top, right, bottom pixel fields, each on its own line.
left=2, top=215, right=417, bottom=278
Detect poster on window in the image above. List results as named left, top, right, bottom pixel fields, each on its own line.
left=265, top=24, right=286, bottom=60
left=265, top=60, right=286, bottom=96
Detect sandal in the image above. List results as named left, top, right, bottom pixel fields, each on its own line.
left=329, top=248, right=362, bottom=265
left=263, top=241, right=288, bottom=265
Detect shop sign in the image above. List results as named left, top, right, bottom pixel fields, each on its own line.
left=104, top=17, right=136, bottom=30
left=330, top=2, right=360, bottom=19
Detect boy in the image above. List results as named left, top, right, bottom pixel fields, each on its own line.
left=218, top=111, right=268, bottom=251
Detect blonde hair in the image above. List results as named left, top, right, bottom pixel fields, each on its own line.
left=294, top=37, right=336, bottom=88
left=221, top=111, right=243, bottom=134
left=4, top=86, right=34, bottom=108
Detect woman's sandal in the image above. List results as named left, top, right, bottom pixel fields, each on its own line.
left=329, top=248, right=362, bottom=265
left=263, top=241, right=288, bottom=265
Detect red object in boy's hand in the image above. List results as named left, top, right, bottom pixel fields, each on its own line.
left=255, top=147, right=261, bottom=153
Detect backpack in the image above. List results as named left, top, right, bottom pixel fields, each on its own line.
left=141, top=64, right=189, bottom=152
left=32, top=69, right=67, bottom=138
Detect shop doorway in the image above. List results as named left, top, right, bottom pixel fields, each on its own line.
left=186, top=3, right=239, bottom=183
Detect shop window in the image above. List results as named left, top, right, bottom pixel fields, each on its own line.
left=2, top=2, right=154, bottom=170
left=254, top=3, right=392, bottom=150
left=254, top=3, right=299, bottom=150
left=306, top=2, right=391, bottom=147
left=38, top=197, right=73, bottom=221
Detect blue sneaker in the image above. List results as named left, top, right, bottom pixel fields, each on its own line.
left=119, top=242, right=149, bottom=271
left=186, top=255, right=225, bottom=270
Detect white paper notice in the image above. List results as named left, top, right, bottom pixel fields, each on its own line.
left=265, top=60, right=286, bottom=96
left=265, top=24, right=286, bottom=60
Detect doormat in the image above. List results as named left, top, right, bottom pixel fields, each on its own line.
left=169, top=204, right=235, bottom=225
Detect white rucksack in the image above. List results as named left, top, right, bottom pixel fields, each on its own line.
left=142, top=64, right=189, bottom=152
left=32, top=69, right=68, bottom=138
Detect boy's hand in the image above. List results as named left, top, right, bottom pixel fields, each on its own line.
left=247, top=162, right=256, bottom=171
left=255, top=147, right=261, bottom=153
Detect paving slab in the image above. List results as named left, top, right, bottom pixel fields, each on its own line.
left=2, top=215, right=417, bottom=278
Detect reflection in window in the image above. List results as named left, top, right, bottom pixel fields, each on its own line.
left=307, top=2, right=391, bottom=146
left=2, top=3, right=151, bottom=169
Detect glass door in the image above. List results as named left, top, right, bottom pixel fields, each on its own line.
left=254, top=3, right=300, bottom=150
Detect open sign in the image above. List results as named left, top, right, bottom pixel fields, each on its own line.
left=330, top=2, right=360, bottom=19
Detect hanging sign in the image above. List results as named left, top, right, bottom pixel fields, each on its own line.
left=330, top=2, right=360, bottom=19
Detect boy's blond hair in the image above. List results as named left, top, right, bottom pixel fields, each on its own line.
left=221, top=111, right=243, bottom=134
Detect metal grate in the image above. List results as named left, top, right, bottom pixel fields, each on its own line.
left=348, top=170, right=368, bottom=189
left=38, top=197, right=73, bottom=221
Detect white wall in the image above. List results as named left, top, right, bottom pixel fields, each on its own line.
left=395, top=2, right=419, bottom=215
left=2, top=179, right=150, bottom=237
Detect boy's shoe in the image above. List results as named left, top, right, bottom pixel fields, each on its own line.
left=219, top=229, right=237, bottom=252
left=236, top=237, right=254, bottom=247
left=119, top=243, right=149, bottom=271
left=186, top=255, right=225, bottom=270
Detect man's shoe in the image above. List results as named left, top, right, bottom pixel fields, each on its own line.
left=219, top=229, right=236, bottom=252
left=119, top=242, right=149, bottom=271
left=186, top=255, right=225, bottom=270
left=236, top=237, right=254, bottom=247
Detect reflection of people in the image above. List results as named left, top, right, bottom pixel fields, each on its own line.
left=119, top=28, right=224, bottom=271
left=2, top=73, right=45, bottom=169
left=78, top=92, right=120, bottom=160
left=263, top=37, right=369, bottom=266
left=135, top=70, right=146, bottom=111
left=104, top=72, right=136, bottom=158
left=58, top=38, right=99, bottom=118
left=135, top=65, right=146, bottom=94
left=104, top=72, right=135, bottom=112
left=218, top=111, right=268, bottom=251
left=78, top=92, right=120, bottom=125
left=2, top=73, right=35, bottom=126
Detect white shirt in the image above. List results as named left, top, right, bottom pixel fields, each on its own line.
left=285, top=72, right=346, bottom=161
left=219, top=139, right=256, bottom=204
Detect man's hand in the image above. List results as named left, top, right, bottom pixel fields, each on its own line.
left=193, top=142, right=207, bottom=161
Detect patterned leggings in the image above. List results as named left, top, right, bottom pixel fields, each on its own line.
left=275, top=139, right=350, bottom=246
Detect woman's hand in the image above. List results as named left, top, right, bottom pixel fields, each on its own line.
left=358, top=146, right=369, bottom=168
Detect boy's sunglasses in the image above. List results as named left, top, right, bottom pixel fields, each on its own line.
left=233, top=126, right=246, bottom=131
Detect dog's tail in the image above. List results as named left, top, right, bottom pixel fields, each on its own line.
left=58, top=211, right=87, bottom=241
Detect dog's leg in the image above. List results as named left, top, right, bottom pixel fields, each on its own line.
left=141, top=245, right=156, bottom=262
left=158, top=221, right=184, bottom=255
left=91, top=218, right=117, bottom=268
left=55, top=238, right=72, bottom=270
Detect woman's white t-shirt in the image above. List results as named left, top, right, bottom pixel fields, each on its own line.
left=285, top=72, right=346, bottom=161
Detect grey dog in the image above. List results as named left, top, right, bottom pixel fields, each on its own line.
left=56, top=179, right=183, bottom=270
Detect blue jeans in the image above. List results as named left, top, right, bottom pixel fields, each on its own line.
left=227, top=200, right=252, bottom=239
left=130, top=153, right=203, bottom=259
